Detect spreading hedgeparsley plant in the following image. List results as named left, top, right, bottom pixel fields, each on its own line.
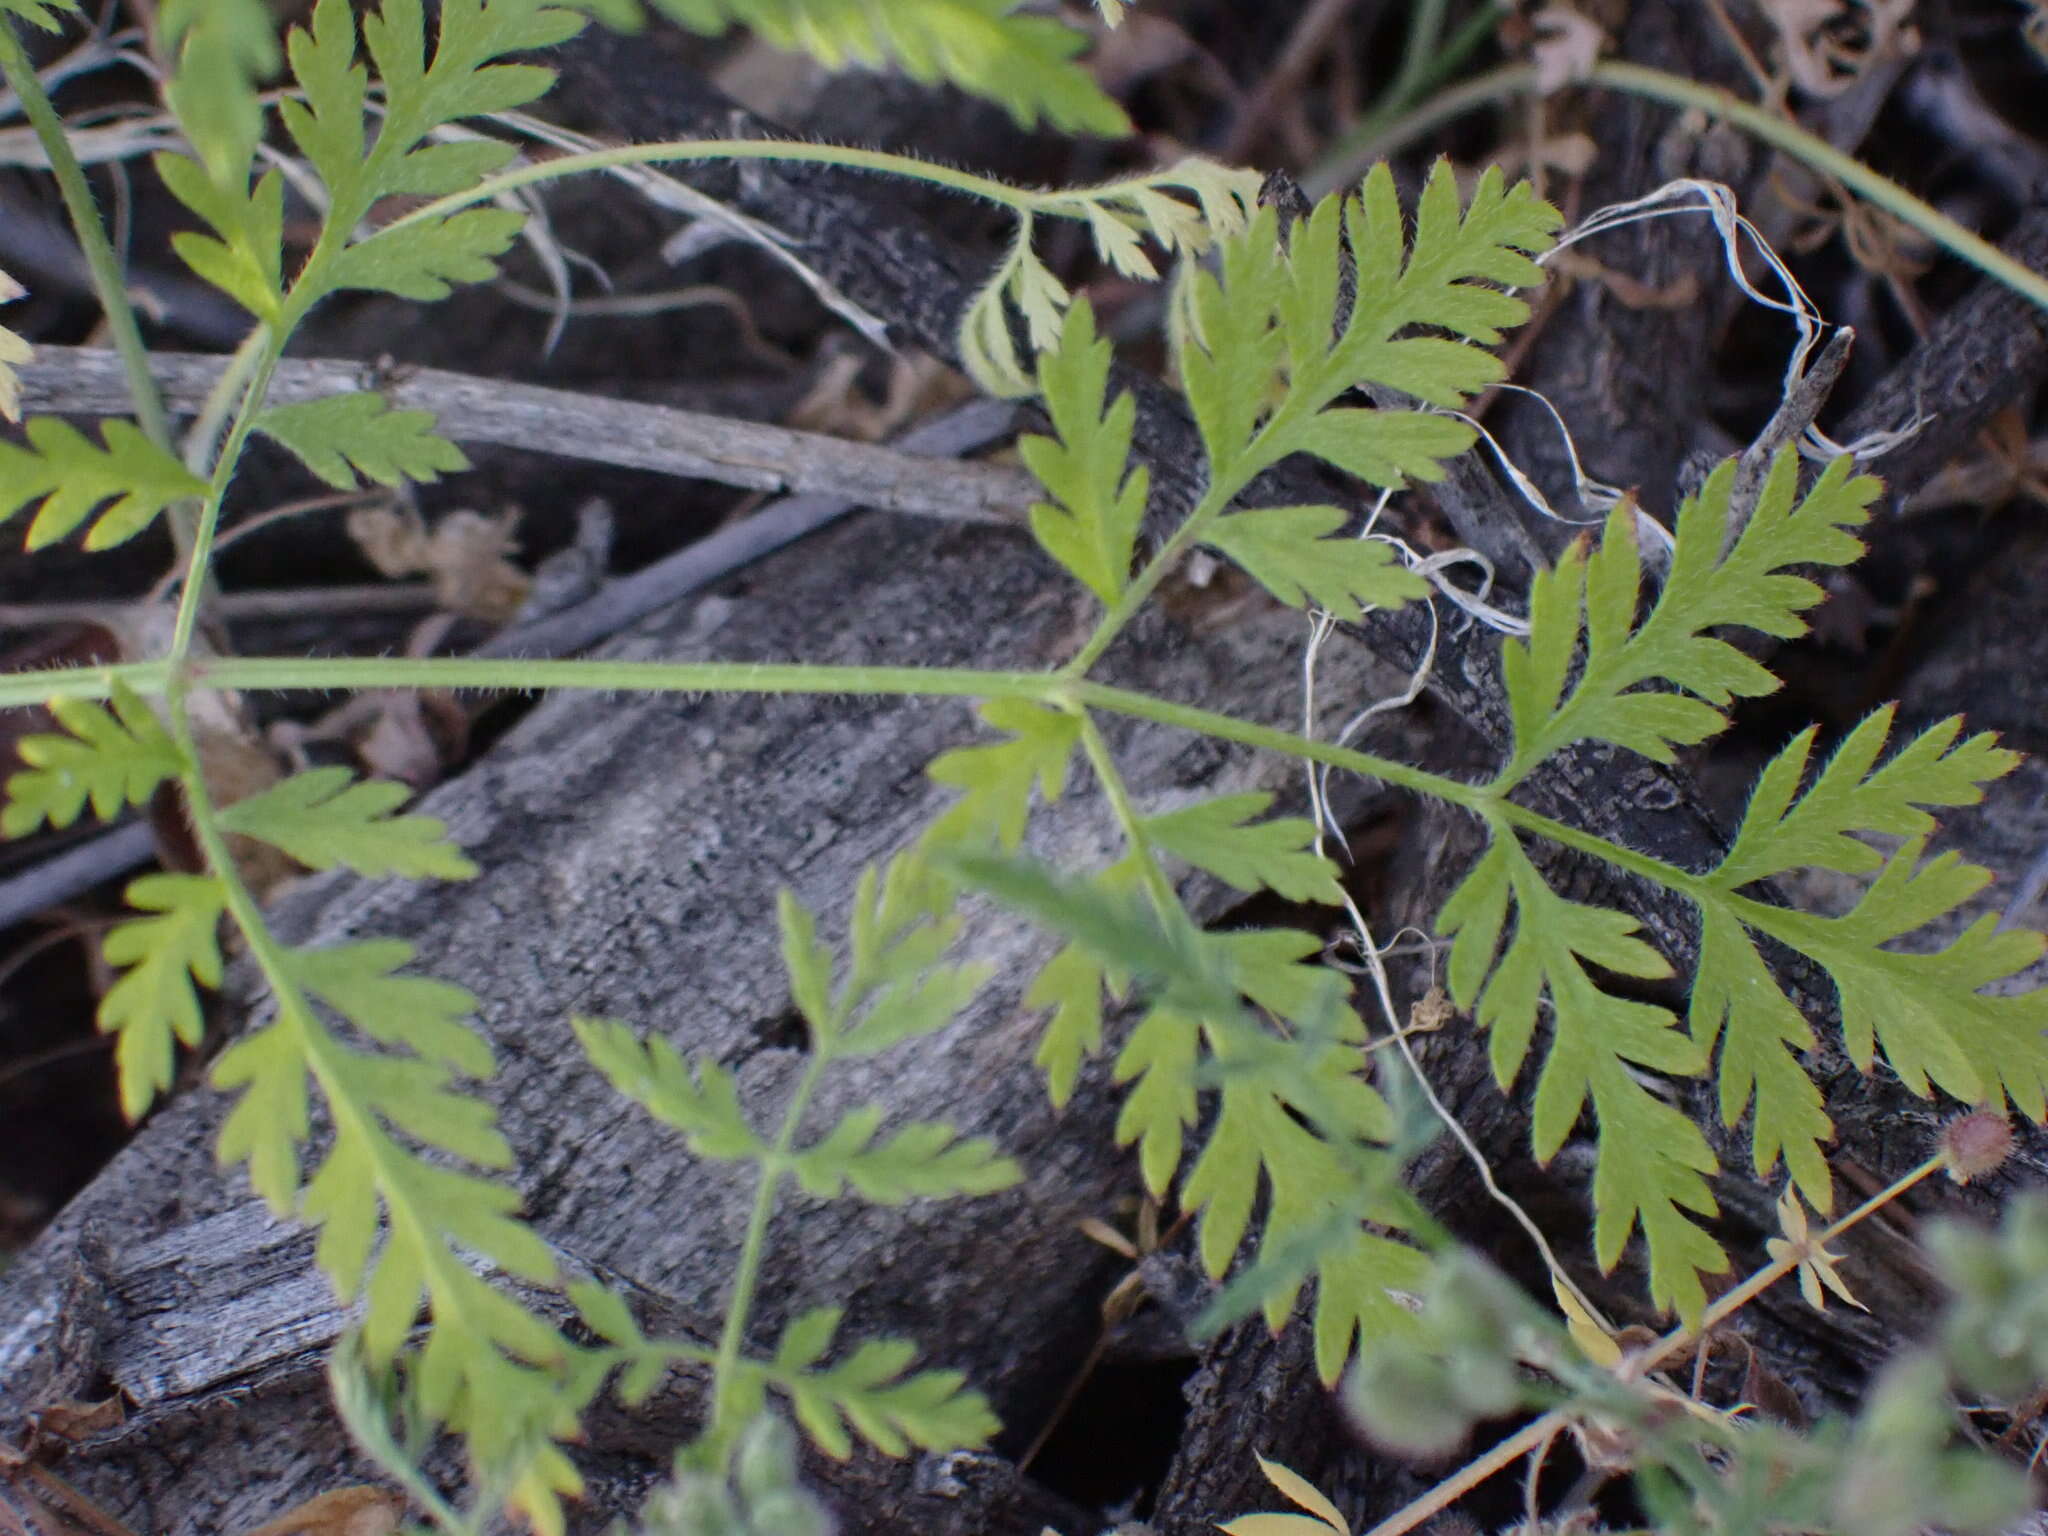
left=1, top=0, right=2045, bottom=1530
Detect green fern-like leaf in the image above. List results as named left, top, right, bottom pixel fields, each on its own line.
left=256, top=394, right=470, bottom=490
left=1202, top=504, right=1430, bottom=617
left=1173, top=162, right=1559, bottom=487
left=288, top=940, right=492, bottom=1076
left=1451, top=452, right=2044, bottom=1314
left=154, top=153, right=287, bottom=319
left=1019, top=298, right=1149, bottom=606
left=1, top=683, right=185, bottom=835
left=924, top=699, right=1080, bottom=850
left=965, top=159, right=1259, bottom=395
left=155, top=0, right=579, bottom=319
left=789, top=1106, right=1020, bottom=1202
left=573, top=1015, right=763, bottom=1161
left=157, top=0, right=277, bottom=189
left=216, top=765, right=479, bottom=879
left=1497, top=451, right=1876, bottom=787
left=0, top=0, right=80, bottom=31
left=1439, top=835, right=1725, bottom=1320
left=1139, top=790, right=1345, bottom=906
left=0, top=418, right=209, bottom=550
left=207, top=941, right=571, bottom=1502
left=767, top=1307, right=1001, bottom=1458
left=630, top=0, right=1126, bottom=135
left=1690, top=707, right=2026, bottom=1209
left=100, top=872, right=228, bottom=1120
left=952, top=849, right=1426, bottom=1378
left=1108, top=162, right=1558, bottom=619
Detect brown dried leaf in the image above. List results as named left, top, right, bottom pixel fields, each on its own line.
left=238, top=1487, right=405, bottom=1536
left=0, top=267, right=31, bottom=426
left=1759, top=0, right=1918, bottom=97
left=1530, top=3, right=1606, bottom=92
left=346, top=505, right=528, bottom=623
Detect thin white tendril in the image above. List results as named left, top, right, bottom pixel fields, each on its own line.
left=1542, top=176, right=1923, bottom=463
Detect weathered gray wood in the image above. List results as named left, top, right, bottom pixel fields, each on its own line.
left=0, top=508, right=1413, bottom=1534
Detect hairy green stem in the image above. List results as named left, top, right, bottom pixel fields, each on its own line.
left=1076, top=712, right=1181, bottom=919
left=383, top=138, right=1116, bottom=243
left=168, top=335, right=284, bottom=660
left=711, top=1041, right=834, bottom=1439
left=0, top=20, right=171, bottom=451
left=1310, top=56, right=2048, bottom=315
left=1588, top=60, right=2048, bottom=313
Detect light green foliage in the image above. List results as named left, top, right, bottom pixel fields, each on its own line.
left=1138, top=792, right=1344, bottom=905
left=574, top=1016, right=763, bottom=1160
left=213, top=946, right=580, bottom=1517
left=628, top=1416, right=833, bottom=1536
left=10, top=0, right=2046, bottom=1510
left=157, top=0, right=277, bottom=189
left=1445, top=450, right=2041, bottom=1320
left=946, top=167, right=1559, bottom=1381
left=1345, top=1252, right=1546, bottom=1459
left=158, top=0, right=575, bottom=331
left=0, top=0, right=78, bottom=31
left=923, top=698, right=1080, bottom=849
left=1, top=683, right=183, bottom=834
left=1496, top=453, right=1876, bottom=786
left=769, top=1306, right=1002, bottom=1456
left=255, top=394, right=470, bottom=490
left=1019, top=299, right=1149, bottom=606
left=964, top=159, right=1262, bottom=394
left=788, top=1107, right=1017, bottom=1202
left=100, top=872, right=227, bottom=1119
left=569, top=858, right=1009, bottom=1479
left=0, top=666, right=568, bottom=1513
left=946, top=849, right=1426, bottom=1382
left=1439, top=834, right=1724, bottom=1318
left=1348, top=1231, right=2037, bottom=1536
left=1928, top=1191, right=2048, bottom=1400
left=622, top=0, right=1127, bottom=136
left=217, top=766, right=479, bottom=879
left=0, top=418, right=208, bottom=550
left=1694, top=705, right=2038, bottom=1210
left=1202, top=504, right=1430, bottom=615
left=1172, top=162, right=1559, bottom=492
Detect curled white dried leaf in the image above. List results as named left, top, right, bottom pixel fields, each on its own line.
left=0, top=267, right=31, bottom=424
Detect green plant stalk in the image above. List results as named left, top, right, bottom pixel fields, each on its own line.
left=1322, top=0, right=1509, bottom=190
left=710, top=1035, right=834, bottom=1440
left=1061, top=476, right=1236, bottom=677
left=0, top=16, right=185, bottom=546
left=1076, top=712, right=1181, bottom=919
left=178, top=322, right=268, bottom=480
left=1358, top=1150, right=1949, bottom=1536
left=0, top=19, right=171, bottom=449
left=164, top=677, right=565, bottom=1370
left=1588, top=60, right=2048, bottom=313
left=6, top=651, right=1982, bottom=997
left=1309, top=60, right=1536, bottom=195
left=167, top=337, right=284, bottom=660
left=16, top=657, right=1959, bottom=1050
left=1311, top=56, right=2048, bottom=315
left=382, top=138, right=1130, bottom=245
